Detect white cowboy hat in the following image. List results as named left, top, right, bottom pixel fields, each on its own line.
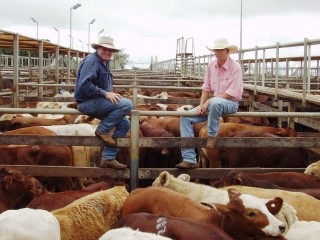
left=91, top=36, right=121, bottom=52
left=206, top=38, right=238, bottom=54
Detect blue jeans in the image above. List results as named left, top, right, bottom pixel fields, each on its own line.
left=180, top=97, right=239, bottom=164
left=77, top=97, right=133, bottom=161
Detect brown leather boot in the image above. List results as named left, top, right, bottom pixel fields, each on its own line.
left=95, top=130, right=116, bottom=146
left=175, top=161, right=198, bottom=169
left=99, top=160, right=127, bottom=169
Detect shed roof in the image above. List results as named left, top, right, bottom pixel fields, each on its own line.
left=0, top=29, right=89, bottom=57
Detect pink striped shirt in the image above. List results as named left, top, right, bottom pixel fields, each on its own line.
left=201, top=57, right=243, bottom=100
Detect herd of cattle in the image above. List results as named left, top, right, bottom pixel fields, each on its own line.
left=0, top=90, right=320, bottom=239
left=1, top=167, right=320, bottom=239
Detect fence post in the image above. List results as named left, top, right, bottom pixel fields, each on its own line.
left=130, top=110, right=140, bottom=190
left=132, top=71, right=138, bottom=108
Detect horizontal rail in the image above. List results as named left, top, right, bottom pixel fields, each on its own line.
left=2, top=108, right=320, bottom=118
left=137, top=110, right=320, bottom=118
left=17, top=83, right=202, bottom=91
left=241, top=38, right=320, bottom=52
left=20, top=97, right=203, bottom=105
left=0, top=165, right=304, bottom=179
left=1, top=135, right=320, bottom=148
left=0, top=92, right=13, bottom=96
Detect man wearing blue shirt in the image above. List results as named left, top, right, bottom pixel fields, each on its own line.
left=75, top=36, right=133, bottom=169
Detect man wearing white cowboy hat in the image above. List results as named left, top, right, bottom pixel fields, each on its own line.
left=176, top=38, right=243, bottom=169
left=75, top=36, right=133, bottom=169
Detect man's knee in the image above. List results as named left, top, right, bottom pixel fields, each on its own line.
left=120, top=98, right=133, bottom=111
left=180, top=116, right=192, bottom=125
left=122, top=117, right=131, bottom=131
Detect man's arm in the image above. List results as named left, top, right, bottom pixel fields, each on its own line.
left=198, top=90, right=210, bottom=115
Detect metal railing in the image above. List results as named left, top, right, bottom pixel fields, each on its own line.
left=1, top=107, right=319, bottom=189
left=151, top=37, right=320, bottom=83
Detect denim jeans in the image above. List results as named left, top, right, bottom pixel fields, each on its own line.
left=180, top=97, right=239, bottom=164
left=77, top=97, right=133, bottom=161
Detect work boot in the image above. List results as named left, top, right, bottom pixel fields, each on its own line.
left=95, top=130, right=116, bottom=146
left=175, top=161, right=198, bottom=169
left=206, top=136, right=218, bottom=148
left=99, top=160, right=127, bottom=169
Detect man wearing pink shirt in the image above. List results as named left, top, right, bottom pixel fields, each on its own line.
left=176, top=38, right=243, bottom=169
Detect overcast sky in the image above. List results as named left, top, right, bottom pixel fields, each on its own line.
left=1, top=0, right=320, bottom=65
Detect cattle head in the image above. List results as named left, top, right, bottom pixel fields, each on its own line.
left=211, top=189, right=286, bottom=239
left=0, top=168, right=36, bottom=192
left=211, top=170, right=244, bottom=187
left=29, top=177, right=48, bottom=197
left=0, top=167, right=41, bottom=210
left=269, top=201, right=298, bottom=234
left=304, top=160, right=320, bottom=177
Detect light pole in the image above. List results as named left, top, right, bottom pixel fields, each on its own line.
left=30, top=17, right=38, bottom=39
left=98, top=29, right=104, bottom=40
left=79, top=39, right=83, bottom=51
left=69, top=3, right=81, bottom=49
left=239, top=0, right=243, bottom=64
left=68, top=3, right=81, bottom=83
left=88, top=19, right=96, bottom=52
left=53, top=27, right=60, bottom=83
left=53, top=27, right=60, bottom=45
left=69, top=35, right=74, bottom=48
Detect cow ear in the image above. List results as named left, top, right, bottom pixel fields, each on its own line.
left=226, top=189, right=245, bottom=212
left=235, top=177, right=243, bottom=184
left=177, top=174, right=190, bottom=182
left=227, top=188, right=241, bottom=201
left=159, top=171, right=170, bottom=186
left=215, top=204, right=231, bottom=214
left=265, top=197, right=283, bottom=215
left=1, top=177, right=10, bottom=190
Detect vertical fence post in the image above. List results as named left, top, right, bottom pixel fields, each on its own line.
left=130, top=110, right=140, bottom=190
left=132, top=71, right=138, bottom=108
left=262, top=49, right=266, bottom=87
left=302, top=38, right=308, bottom=106
left=275, top=42, right=280, bottom=100
left=254, top=46, right=258, bottom=95
left=13, top=33, right=19, bottom=108
left=39, top=40, right=44, bottom=98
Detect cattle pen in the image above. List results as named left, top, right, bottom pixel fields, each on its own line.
left=1, top=31, right=320, bottom=189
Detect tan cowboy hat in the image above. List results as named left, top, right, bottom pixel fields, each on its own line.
left=206, top=38, right=238, bottom=54
left=91, top=36, right=121, bottom=52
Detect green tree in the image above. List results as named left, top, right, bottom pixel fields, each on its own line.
left=113, top=49, right=130, bottom=69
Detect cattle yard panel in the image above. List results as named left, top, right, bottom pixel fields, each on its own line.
left=8, top=76, right=320, bottom=130
left=1, top=108, right=319, bottom=189
left=152, top=37, right=320, bottom=97
left=3, top=76, right=203, bottom=108
left=3, top=66, right=320, bottom=132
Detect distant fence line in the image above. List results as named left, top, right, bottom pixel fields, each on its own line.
left=151, top=37, right=320, bottom=83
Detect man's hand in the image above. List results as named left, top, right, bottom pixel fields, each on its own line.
left=105, top=92, right=121, bottom=104
left=197, top=101, right=208, bottom=115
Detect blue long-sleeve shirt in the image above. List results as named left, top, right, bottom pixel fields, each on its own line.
left=74, top=51, right=113, bottom=103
